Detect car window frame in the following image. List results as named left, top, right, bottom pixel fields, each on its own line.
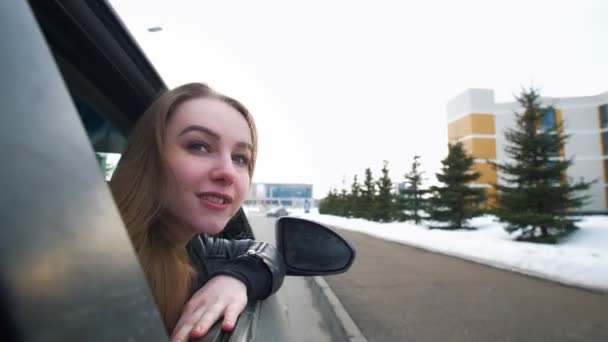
left=1, top=0, right=262, bottom=341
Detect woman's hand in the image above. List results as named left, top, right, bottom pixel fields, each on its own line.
left=170, top=275, right=248, bottom=342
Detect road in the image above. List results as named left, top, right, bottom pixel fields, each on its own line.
left=249, top=215, right=334, bottom=342
left=326, top=228, right=608, bottom=342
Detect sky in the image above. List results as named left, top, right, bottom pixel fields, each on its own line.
left=109, top=0, right=608, bottom=199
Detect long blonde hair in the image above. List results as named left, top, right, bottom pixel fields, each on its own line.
left=110, top=83, right=258, bottom=332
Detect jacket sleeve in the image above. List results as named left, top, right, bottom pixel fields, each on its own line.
left=196, top=235, right=286, bottom=300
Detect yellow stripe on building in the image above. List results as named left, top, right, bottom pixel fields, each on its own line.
left=471, top=162, right=498, bottom=185
left=556, top=109, right=565, bottom=157
left=484, top=187, right=497, bottom=208
left=447, top=112, right=498, bottom=208
left=599, top=106, right=607, bottom=178
left=599, top=105, right=608, bottom=208
left=447, top=113, right=495, bottom=140
left=461, top=138, right=497, bottom=160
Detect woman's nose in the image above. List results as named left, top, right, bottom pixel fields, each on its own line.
left=209, top=154, right=237, bottom=185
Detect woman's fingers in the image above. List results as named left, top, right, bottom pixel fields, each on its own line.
left=221, top=300, right=245, bottom=331
left=171, top=304, right=209, bottom=342
left=189, top=303, right=224, bottom=338
left=186, top=298, right=247, bottom=338
left=172, top=321, right=195, bottom=342
left=171, top=276, right=248, bottom=341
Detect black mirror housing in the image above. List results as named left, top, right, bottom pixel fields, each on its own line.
left=276, top=217, right=356, bottom=276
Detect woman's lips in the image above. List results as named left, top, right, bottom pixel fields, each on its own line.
left=197, top=192, right=232, bottom=210
left=200, top=198, right=229, bottom=210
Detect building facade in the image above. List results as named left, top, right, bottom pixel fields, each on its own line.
left=245, top=183, right=313, bottom=209
left=447, top=88, right=608, bottom=212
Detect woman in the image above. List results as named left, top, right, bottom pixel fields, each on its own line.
left=109, top=83, right=285, bottom=341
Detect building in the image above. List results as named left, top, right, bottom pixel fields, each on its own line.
left=245, top=183, right=313, bottom=209
left=447, top=88, right=608, bottom=212
left=395, top=182, right=408, bottom=193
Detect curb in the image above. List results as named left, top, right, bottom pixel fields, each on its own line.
left=307, top=276, right=368, bottom=342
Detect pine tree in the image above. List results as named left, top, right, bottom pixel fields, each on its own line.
left=319, top=188, right=338, bottom=215
left=349, top=175, right=362, bottom=218
left=318, top=189, right=330, bottom=214
left=95, top=152, right=112, bottom=179
left=338, top=187, right=350, bottom=217
left=375, top=160, right=396, bottom=222
left=428, top=142, right=486, bottom=229
left=360, top=167, right=377, bottom=220
left=493, top=89, right=592, bottom=242
left=398, top=155, right=428, bottom=224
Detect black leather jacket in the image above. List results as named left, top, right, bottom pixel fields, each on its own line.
left=186, top=235, right=286, bottom=300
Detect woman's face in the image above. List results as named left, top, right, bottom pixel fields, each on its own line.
left=163, top=97, right=253, bottom=241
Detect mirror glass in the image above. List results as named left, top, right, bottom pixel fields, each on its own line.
left=278, top=218, right=354, bottom=274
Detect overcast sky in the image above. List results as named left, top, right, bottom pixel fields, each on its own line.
left=110, top=0, right=608, bottom=198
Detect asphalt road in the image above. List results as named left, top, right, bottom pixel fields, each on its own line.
left=249, top=215, right=334, bottom=342
left=325, top=229, right=608, bottom=342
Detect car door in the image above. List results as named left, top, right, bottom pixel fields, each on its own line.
left=2, top=1, right=288, bottom=341
left=0, top=0, right=168, bottom=340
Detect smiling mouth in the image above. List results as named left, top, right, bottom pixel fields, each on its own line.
left=198, top=193, right=233, bottom=206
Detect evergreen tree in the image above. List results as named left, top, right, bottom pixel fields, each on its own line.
left=360, top=167, right=377, bottom=220
left=96, top=152, right=107, bottom=171
left=398, top=155, right=428, bottom=224
left=348, top=175, right=363, bottom=218
left=375, top=160, right=396, bottom=222
left=493, top=89, right=591, bottom=242
left=95, top=152, right=112, bottom=179
left=319, top=188, right=338, bottom=215
left=338, top=187, right=350, bottom=217
left=428, top=142, right=486, bottom=229
left=318, top=189, right=330, bottom=214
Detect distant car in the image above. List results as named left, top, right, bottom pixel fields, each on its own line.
left=266, top=207, right=289, bottom=218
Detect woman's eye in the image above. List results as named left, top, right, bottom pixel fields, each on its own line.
left=187, top=142, right=210, bottom=153
left=232, top=154, right=250, bottom=166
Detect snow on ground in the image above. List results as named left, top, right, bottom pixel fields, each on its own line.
left=290, top=211, right=608, bottom=292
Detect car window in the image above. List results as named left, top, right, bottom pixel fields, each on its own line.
left=73, top=98, right=124, bottom=179
left=54, top=55, right=126, bottom=179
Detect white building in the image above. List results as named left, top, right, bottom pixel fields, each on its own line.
left=245, top=183, right=313, bottom=209
left=447, top=88, right=608, bottom=212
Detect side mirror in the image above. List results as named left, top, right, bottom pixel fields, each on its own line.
left=276, top=217, right=356, bottom=276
